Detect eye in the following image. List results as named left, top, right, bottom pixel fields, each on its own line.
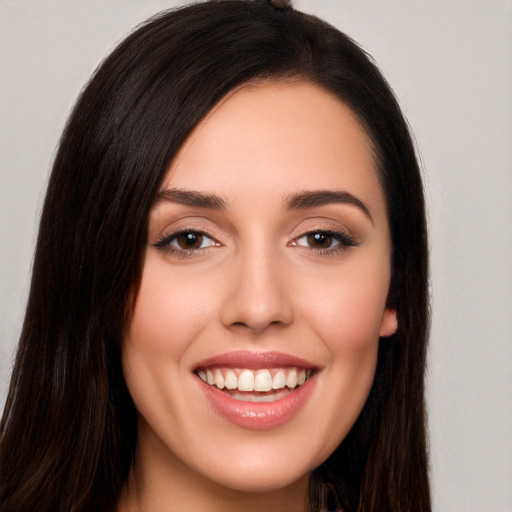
left=294, top=230, right=356, bottom=251
left=154, top=230, right=218, bottom=253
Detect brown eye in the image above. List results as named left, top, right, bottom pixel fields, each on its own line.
left=175, top=232, right=204, bottom=250
left=295, top=230, right=356, bottom=252
left=306, top=232, right=333, bottom=249
left=153, top=230, right=217, bottom=253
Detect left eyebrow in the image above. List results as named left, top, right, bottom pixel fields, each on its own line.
left=155, top=188, right=228, bottom=211
left=285, top=190, right=373, bottom=223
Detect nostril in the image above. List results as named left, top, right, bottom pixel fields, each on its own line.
left=229, top=319, right=285, bottom=333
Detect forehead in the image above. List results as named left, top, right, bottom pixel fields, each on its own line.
left=164, top=80, right=385, bottom=221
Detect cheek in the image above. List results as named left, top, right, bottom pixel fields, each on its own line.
left=303, top=257, right=391, bottom=353
left=126, top=261, right=214, bottom=359
left=298, top=259, right=389, bottom=458
left=121, top=259, right=214, bottom=413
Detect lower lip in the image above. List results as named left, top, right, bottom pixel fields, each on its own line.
left=198, top=375, right=316, bottom=430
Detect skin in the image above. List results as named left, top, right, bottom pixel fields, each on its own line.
left=119, top=81, right=397, bottom=512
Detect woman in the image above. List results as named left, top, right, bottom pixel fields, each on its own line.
left=0, top=1, right=430, bottom=511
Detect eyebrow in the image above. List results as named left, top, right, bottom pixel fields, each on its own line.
left=155, top=187, right=372, bottom=222
left=285, top=190, right=373, bottom=223
left=155, top=188, right=228, bottom=211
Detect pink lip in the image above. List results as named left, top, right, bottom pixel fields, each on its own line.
left=193, top=350, right=318, bottom=370
left=198, top=376, right=316, bottom=430
left=193, top=351, right=318, bottom=430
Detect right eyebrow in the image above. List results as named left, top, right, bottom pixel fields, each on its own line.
left=154, top=188, right=228, bottom=211
left=285, top=189, right=373, bottom=224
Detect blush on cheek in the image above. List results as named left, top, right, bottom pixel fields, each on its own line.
left=129, top=268, right=209, bottom=357
left=314, top=292, right=387, bottom=351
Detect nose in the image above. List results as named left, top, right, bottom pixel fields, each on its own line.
left=219, top=247, right=294, bottom=334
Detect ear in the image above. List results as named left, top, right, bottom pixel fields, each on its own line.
left=379, top=308, right=397, bottom=337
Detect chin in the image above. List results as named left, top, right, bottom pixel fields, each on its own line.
left=201, top=463, right=311, bottom=495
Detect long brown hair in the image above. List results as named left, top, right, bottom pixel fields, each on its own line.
left=0, top=2, right=430, bottom=511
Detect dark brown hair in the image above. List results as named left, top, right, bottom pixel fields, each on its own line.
left=0, top=2, right=430, bottom=511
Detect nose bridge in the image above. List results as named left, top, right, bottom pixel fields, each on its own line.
left=220, top=239, right=293, bottom=333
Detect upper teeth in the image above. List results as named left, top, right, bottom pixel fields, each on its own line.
left=197, top=367, right=309, bottom=392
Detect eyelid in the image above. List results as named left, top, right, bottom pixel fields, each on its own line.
left=291, top=230, right=356, bottom=248
left=291, top=219, right=356, bottom=241
left=288, top=221, right=359, bottom=254
left=295, top=231, right=355, bottom=247
left=153, top=227, right=222, bottom=257
left=151, top=216, right=225, bottom=245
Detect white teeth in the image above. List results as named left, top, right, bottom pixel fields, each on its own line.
left=272, top=370, right=286, bottom=390
left=225, top=370, right=237, bottom=390
left=238, top=370, right=255, bottom=391
left=197, top=367, right=311, bottom=393
left=254, top=370, right=273, bottom=392
left=286, top=369, right=297, bottom=389
left=213, top=369, right=225, bottom=389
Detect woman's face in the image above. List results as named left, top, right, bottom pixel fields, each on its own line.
left=122, top=81, right=396, bottom=495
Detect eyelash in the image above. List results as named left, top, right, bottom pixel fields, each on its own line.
left=292, top=230, right=357, bottom=255
left=153, top=229, right=219, bottom=258
left=153, top=228, right=357, bottom=258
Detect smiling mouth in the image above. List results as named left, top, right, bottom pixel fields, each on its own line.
left=195, top=367, right=313, bottom=402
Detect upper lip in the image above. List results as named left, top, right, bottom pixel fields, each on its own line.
left=193, top=350, right=319, bottom=371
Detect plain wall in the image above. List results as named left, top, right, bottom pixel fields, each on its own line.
left=1, top=1, right=511, bottom=510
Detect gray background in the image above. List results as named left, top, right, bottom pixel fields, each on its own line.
left=1, top=1, right=511, bottom=510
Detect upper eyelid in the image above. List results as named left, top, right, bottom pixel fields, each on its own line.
left=154, top=230, right=355, bottom=257
left=293, top=230, right=356, bottom=247
left=151, top=217, right=358, bottom=247
left=292, top=221, right=355, bottom=239
left=154, top=221, right=223, bottom=240
left=153, top=228, right=220, bottom=250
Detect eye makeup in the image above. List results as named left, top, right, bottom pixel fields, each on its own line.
left=291, top=229, right=357, bottom=255
left=153, top=228, right=221, bottom=258
left=153, top=226, right=358, bottom=260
